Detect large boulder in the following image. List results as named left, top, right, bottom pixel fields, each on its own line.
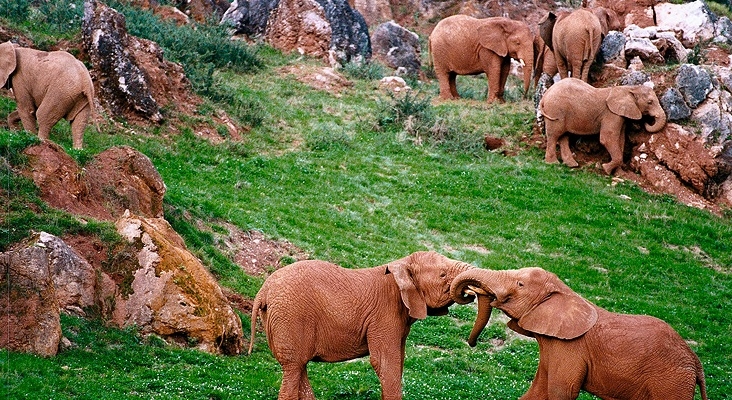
left=221, top=0, right=279, bottom=37
left=112, top=212, right=244, bottom=354
left=223, top=0, right=371, bottom=65
left=82, top=0, right=198, bottom=122
left=371, top=21, right=421, bottom=76
left=21, top=142, right=166, bottom=221
left=0, top=243, right=62, bottom=357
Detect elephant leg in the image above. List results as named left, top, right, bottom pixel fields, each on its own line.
left=16, top=108, right=38, bottom=135
left=448, top=72, right=458, bottom=98
left=558, top=135, right=579, bottom=168
left=368, top=335, right=405, bottom=400
left=599, top=129, right=624, bottom=174
left=278, top=364, right=307, bottom=400
left=436, top=69, right=455, bottom=100
left=519, top=362, right=549, bottom=400
left=496, top=57, right=511, bottom=101
left=36, top=102, right=64, bottom=142
left=480, top=49, right=504, bottom=104
left=554, top=52, right=569, bottom=79
left=297, top=369, right=315, bottom=400
left=544, top=123, right=562, bottom=164
left=69, top=106, right=90, bottom=150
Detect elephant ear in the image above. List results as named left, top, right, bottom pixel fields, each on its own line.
left=607, top=87, right=642, bottom=120
left=386, top=259, right=427, bottom=320
left=0, top=41, right=17, bottom=88
left=478, top=22, right=508, bottom=57
left=517, top=278, right=598, bottom=340
left=538, top=12, right=556, bottom=52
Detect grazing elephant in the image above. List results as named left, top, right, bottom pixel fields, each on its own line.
left=451, top=267, right=708, bottom=400
left=248, top=251, right=475, bottom=400
left=539, top=8, right=618, bottom=82
left=539, top=77, right=666, bottom=174
left=0, top=41, right=95, bottom=149
left=429, top=15, right=542, bottom=104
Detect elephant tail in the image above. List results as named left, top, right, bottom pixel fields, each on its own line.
left=538, top=96, right=559, bottom=121
left=696, top=355, right=708, bottom=400
left=247, top=287, right=265, bottom=355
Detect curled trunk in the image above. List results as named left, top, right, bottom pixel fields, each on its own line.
left=450, top=269, right=499, bottom=347
left=645, top=108, right=667, bottom=132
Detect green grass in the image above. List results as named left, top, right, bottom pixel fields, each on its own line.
left=2, top=2, right=732, bottom=399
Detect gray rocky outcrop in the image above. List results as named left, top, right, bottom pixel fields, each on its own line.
left=371, top=21, right=421, bottom=76
left=222, top=0, right=371, bottom=65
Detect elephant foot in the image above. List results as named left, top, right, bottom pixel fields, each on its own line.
left=564, top=159, right=579, bottom=168
left=545, top=155, right=559, bottom=164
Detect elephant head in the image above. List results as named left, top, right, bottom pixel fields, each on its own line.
left=607, top=84, right=667, bottom=132
left=478, top=19, right=536, bottom=97
left=388, top=251, right=475, bottom=319
left=451, top=267, right=598, bottom=345
left=0, top=41, right=17, bottom=89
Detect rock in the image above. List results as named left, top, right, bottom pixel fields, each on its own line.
left=371, top=21, right=421, bottom=76
left=620, top=70, right=650, bottom=85
left=112, top=212, right=244, bottom=355
left=220, top=0, right=279, bottom=37
left=714, top=16, right=732, bottom=46
left=379, top=76, right=410, bottom=93
left=82, top=0, right=163, bottom=122
left=178, top=0, right=230, bottom=23
left=691, top=94, right=732, bottom=147
left=352, top=0, right=392, bottom=25
left=624, top=31, right=664, bottom=64
left=647, top=124, right=718, bottom=196
left=1, top=242, right=62, bottom=357
left=21, top=141, right=111, bottom=220
left=654, top=0, right=717, bottom=48
left=599, top=31, right=626, bottom=65
left=653, top=31, right=689, bottom=63
left=37, top=232, right=98, bottom=314
left=661, top=87, right=692, bottom=121
left=85, top=146, right=167, bottom=219
left=264, top=0, right=371, bottom=65
left=21, top=142, right=166, bottom=221
left=676, top=64, right=713, bottom=108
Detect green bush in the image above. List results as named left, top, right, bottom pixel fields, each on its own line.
left=0, top=0, right=31, bottom=20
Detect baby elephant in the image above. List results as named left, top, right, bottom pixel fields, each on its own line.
left=451, top=267, right=707, bottom=400
left=539, top=78, right=666, bottom=174
left=249, top=251, right=475, bottom=400
left=0, top=41, right=95, bottom=149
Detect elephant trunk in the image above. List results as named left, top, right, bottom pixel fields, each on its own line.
left=451, top=269, right=500, bottom=347
left=521, top=54, right=534, bottom=98
left=645, top=107, right=667, bottom=132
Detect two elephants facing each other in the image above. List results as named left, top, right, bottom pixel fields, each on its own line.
left=0, top=41, right=95, bottom=149
left=539, top=78, right=667, bottom=174
left=248, top=251, right=476, bottom=400
left=429, top=15, right=543, bottom=104
left=450, top=267, right=708, bottom=400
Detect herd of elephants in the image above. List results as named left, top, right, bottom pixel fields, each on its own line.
left=0, top=1, right=703, bottom=399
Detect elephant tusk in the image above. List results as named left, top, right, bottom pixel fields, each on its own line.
left=464, top=289, right=477, bottom=297
left=468, top=285, right=490, bottom=296
left=517, top=59, right=526, bottom=67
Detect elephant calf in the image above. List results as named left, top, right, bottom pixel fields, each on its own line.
left=249, top=251, right=475, bottom=400
left=451, top=267, right=708, bottom=400
left=539, top=78, right=666, bottom=174
left=0, top=41, right=95, bottom=149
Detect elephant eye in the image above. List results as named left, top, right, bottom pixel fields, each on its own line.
left=517, top=281, right=524, bottom=287
left=440, top=271, right=447, bottom=278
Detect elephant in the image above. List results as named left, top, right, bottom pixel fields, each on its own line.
left=0, top=41, right=95, bottom=149
left=539, top=77, right=666, bottom=174
left=248, top=251, right=475, bottom=400
left=429, top=15, right=543, bottom=104
left=451, top=267, right=708, bottom=400
left=539, top=7, right=620, bottom=82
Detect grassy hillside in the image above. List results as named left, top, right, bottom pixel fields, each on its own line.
left=2, top=2, right=732, bottom=399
